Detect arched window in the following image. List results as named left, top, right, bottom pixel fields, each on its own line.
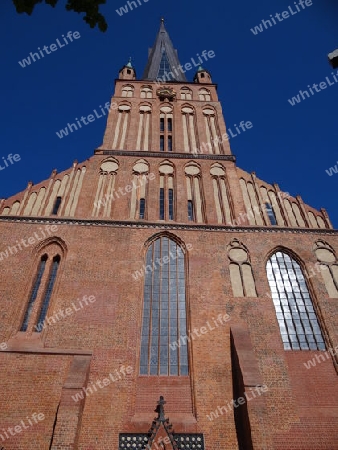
left=266, top=251, right=325, bottom=350
left=180, top=87, right=192, bottom=100
left=199, top=88, right=211, bottom=101
left=21, top=250, right=61, bottom=333
left=21, top=255, right=48, bottom=331
left=159, top=162, right=175, bottom=221
left=140, top=86, right=153, bottom=99
left=160, top=105, right=173, bottom=152
left=130, top=160, right=149, bottom=220
left=140, top=236, right=188, bottom=376
left=121, top=85, right=134, bottom=97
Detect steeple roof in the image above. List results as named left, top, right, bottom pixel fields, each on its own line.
left=142, top=19, right=187, bottom=82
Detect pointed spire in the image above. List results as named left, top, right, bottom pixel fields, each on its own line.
left=142, top=20, right=187, bottom=82
left=126, top=57, right=133, bottom=68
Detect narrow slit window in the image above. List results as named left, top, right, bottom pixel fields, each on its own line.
left=139, top=198, right=146, bottom=219
left=52, top=196, right=62, bottom=215
left=188, top=200, right=194, bottom=221
left=168, top=136, right=172, bottom=152
left=160, top=136, right=165, bottom=152
left=160, top=118, right=165, bottom=132
left=21, top=255, right=48, bottom=332
left=160, top=188, right=165, bottom=220
left=168, top=189, right=174, bottom=220
left=266, top=203, right=277, bottom=226
left=168, top=118, right=173, bottom=132
left=36, top=256, right=60, bottom=330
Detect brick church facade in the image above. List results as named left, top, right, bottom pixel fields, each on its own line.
left=0, top=20, right=337, bottom=449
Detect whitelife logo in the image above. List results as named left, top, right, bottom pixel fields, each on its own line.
left=250, top=0, right=313, bottom=35
left=0, top=153, right=21, bottom=172
left=18, top=31, right=81, bottom=68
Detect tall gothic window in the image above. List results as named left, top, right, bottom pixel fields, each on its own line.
left=140, top=236, right=188, bottom=376
left=136, top=105, right=152, bottom=151
left=21, top=251, right=61, bottom=332
left=210, top=164, right=233, bottom=224
left=21, top=255, right=47, bottom=331
left=130, top=160, right=149, bottom=220
left=185, top=163, right=204, bottom=223
left=159, top=162, right=175, bottom=221
left=159, top=106, right=173, bottom=152
left=36, top=256, right=60, bottom=328
left=181, top=106, right=198, bottom=153
left=266, top=251, right=325, bottom=350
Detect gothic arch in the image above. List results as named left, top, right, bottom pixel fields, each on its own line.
left=33, top=236, right=67, bottom=258
left=266, top=247, right=326, bottom=350
left=143, top=231, right=189, bottom=258
left=139, top=233, right=190, bottom=376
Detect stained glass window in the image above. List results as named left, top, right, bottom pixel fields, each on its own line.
left=140, top=237, right=188, bottom=375
left=267, top=252, right=325, bottom=350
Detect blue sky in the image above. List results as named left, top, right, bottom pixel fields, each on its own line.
left=1, top=0, right=337, bottom=226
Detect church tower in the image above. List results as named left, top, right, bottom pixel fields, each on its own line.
left=0, top=21, right=337, bottom=450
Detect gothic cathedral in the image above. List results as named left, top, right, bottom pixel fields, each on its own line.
left=0, top=21, right=337, bottom=450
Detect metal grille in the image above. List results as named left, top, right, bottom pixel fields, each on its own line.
left=174, top=434, right=204, bottom=450
left=119, top=434, right=148, bottom=449
left=118, top=434, right=204, bottom=450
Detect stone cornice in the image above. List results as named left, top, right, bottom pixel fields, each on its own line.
left=0, top=216, right=337, bottom=235
left=95, top=149, right=236, bottom=162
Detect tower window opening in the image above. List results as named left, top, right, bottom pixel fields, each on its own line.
left=160, top=188, right=165, bottom=220
left=160, top=136, right=165, bottom=151
left=52, top=196, right=62, bottom=215
left=188, top=200, right=194, bottom=221
left=168, top=136, right=173, bottom=152
left=160, top=118, right=165, bottom=132
left=168, top=118, right=173, bottom=132
left=168, top=189, right=174, bottom=220
left=139, top=198, right=146, bottom=219
left=266, top=203, right=277, bottom=226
